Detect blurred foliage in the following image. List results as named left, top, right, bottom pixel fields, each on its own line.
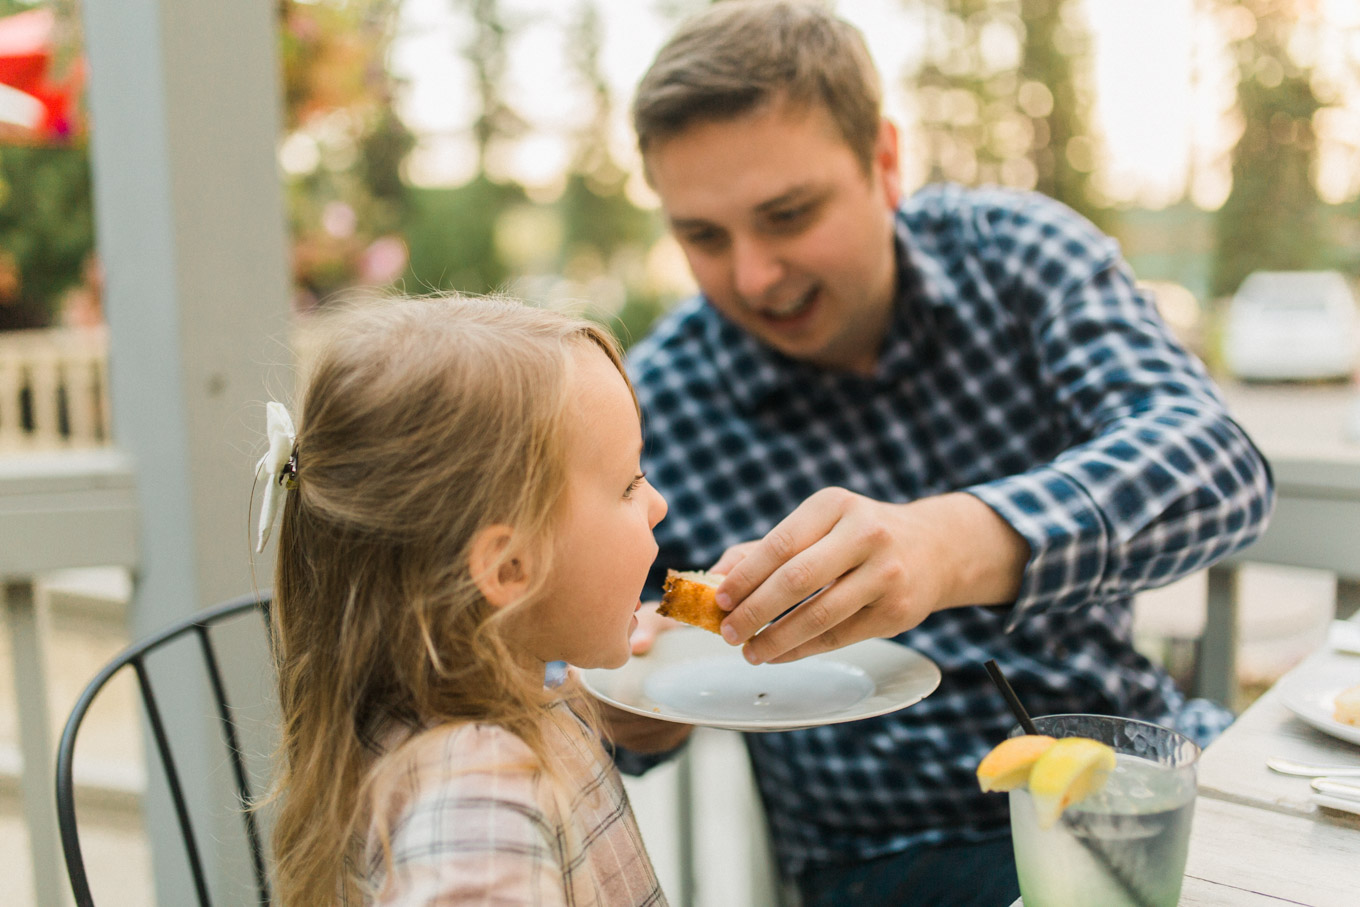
left=1208, top=0, right=1328, bottom=298
left=451, top=0, right=529, bottom=170
left=280, top=0, right=416, bottom=308
left=404, top=175, right=527, bottom=294
left=393, top=0, right=672, bottom=346
left=0, top=143, right=93, bottom=329
left=909, top=0, right=1108, bottom=230
left=5, top=0, right=1360, bottom=341
left=0, top=0, right=92, bottom=329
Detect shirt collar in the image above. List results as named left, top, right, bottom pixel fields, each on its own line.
left=701, top=302, right=793, bottom=412
left=703, top=227, right=926, bottom=411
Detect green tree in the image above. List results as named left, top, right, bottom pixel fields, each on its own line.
left=557, top=0, right=667, bottom=344
left=909, top=0, right=1107, bottom=229
left=400, top=0, right=670, bottom=346
left=404, top=175, right=528, bottom=295
left=451, top=0, right=528, bottom=173
left=1208, top=0, right=1326, bottom=298
left=279, top=0, right=416, bottom=308
left=0, top=145, right=93, bottom=329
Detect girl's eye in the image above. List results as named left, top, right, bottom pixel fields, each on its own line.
left=624, top=473, right=646, bottom=498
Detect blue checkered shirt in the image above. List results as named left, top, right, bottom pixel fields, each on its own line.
left=617, top=184, right=1273, bottom=878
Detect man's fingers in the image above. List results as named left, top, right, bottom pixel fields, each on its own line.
left=739, top=568, right=882, bottom=664
left=759, top=607, right=888, bottom=664
left=709, top=540, right=759, bottom=580
left=720, top=526, right=865, bottom=644
left=718, top=492, right=843, bottom=614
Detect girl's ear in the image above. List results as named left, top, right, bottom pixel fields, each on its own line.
left=468, top=524, right=534, bottom=608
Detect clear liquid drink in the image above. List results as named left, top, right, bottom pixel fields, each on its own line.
left=1008, top=715, right=1199, bottom=907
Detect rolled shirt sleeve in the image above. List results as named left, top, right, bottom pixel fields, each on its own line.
left=964, top=201, right=1273, bottom=627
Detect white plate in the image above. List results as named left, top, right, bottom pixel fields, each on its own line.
left=1277, top=668, right=1360, bottom=747
left=579, top=627, right=940, bottom=731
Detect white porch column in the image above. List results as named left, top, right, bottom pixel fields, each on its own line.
left=77, top=0, right=290, bottom=902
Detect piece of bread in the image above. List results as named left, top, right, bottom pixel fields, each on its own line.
left=657, top=569, right=727, bottom=635
left=1334, top=683, right=1360, bottom=727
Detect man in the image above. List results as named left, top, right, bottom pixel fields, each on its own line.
left=604, top=2, right=1273, bottom=905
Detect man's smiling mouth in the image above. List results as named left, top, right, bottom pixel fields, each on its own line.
left=758, top=286, right=818, bottom=320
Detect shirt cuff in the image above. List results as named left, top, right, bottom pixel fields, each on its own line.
left=966, top=463, right=1111, bottom=630
left=608, top=741, right=686, bottom=776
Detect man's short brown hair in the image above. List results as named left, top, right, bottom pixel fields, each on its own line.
left=632, top=0, right=883, bottom=170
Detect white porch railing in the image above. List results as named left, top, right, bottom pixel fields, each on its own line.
left=0, top=326, right=128, bottom=904
left=0, top=449, right=139, bottom=907
left=0, top=327, right=114, bottom=452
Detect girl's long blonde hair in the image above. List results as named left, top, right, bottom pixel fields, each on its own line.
left=269, top=294, right=626, bottom=905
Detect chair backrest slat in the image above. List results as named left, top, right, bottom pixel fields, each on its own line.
left=55, top=594, right=273, bottom=906
left=134, top=657, right=215, bottom=907
left=195, top=625, right=272, bottom=906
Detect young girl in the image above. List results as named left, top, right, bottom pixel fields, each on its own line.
left=258, top=295, right=669, bottom=905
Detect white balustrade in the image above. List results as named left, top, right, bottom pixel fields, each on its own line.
left=0, top=328, right=113, bottom=452
left=0, top=449, right=139, bottom=907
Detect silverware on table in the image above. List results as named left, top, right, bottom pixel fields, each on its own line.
left=1312, top=777, right=1360, bottom=801
left=1266, top=756, right=1360, bottom=777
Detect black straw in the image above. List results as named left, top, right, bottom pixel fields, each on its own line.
left=984, top=659, right=1039, bottom=735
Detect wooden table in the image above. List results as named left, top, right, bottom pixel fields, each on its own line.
left=1183, top=624, right=1360, bottom=905
left=1014, top=619, right=1360, bottom=906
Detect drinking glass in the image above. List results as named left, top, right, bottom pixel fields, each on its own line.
left=1008, top=714, right=1199, bottom=907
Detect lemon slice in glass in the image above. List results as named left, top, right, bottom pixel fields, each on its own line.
left=1027, top=737, right=1117, bottom=829
left=976, top=734, right=1057, bottom=792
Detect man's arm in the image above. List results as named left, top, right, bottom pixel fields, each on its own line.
left=711, top=197, right=1273, bottom=665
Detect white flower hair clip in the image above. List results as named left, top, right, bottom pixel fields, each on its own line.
left=254, top=401, right=298, bottom=553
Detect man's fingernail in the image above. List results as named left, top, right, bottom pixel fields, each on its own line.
left=716, top=592, right=732, bottom=610
left=743, top=647, right=762, bottom=666
left=721, top=623, right=739, bottom=644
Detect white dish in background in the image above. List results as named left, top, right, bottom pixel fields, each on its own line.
left=580, top=627, right=940, bottom=732
left=1329, top=620, right=1360, bottom=656
left=1277, top=668, right=1360, bottom=747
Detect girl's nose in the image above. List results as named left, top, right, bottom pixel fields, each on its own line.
left=647, top=481, right=668, bottom=528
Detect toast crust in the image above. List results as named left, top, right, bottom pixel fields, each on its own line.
left=657, top=569, right=727, bottom=635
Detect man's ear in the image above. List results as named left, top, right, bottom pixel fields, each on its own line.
left=875, top=118, right=903, bottom=209
left=468, top=524, right=534, bottom=608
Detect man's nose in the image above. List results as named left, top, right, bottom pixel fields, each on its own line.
left=730, top=235, right=784, bottom=303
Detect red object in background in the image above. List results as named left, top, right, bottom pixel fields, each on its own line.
left=0, top=7, right=83, bottom=142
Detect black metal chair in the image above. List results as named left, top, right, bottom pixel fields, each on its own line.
left=54, top=592, right=274, bottom=907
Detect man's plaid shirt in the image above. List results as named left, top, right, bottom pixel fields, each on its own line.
left=618, top=183, right=1273, bottom=877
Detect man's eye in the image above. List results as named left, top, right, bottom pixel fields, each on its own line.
left=766, top=205, right=811, bottom=230
left=681, top=228, right=724, bottom=249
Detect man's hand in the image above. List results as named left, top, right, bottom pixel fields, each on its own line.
left=712, top=488, right=1029, bottom=665
left=565, top=658, right=693, bottom=753
left=574, top=602, right=693, bottom=754
left=594, top=700, right=695, bottom=753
